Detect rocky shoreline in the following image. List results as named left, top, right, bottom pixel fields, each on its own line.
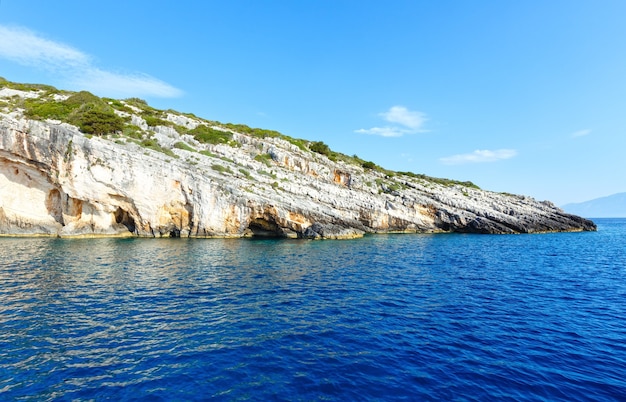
left=0, top=86, right=596, bottom=238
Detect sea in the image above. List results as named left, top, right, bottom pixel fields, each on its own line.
left=1, top=218, right=625, bottom=401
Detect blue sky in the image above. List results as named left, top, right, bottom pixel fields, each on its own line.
left=1, top=1, right=625, bottom=205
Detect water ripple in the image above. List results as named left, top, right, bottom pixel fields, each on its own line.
left=1, top=220, right=626, bottom=400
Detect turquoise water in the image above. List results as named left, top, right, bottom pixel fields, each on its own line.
left=1, top=219, right=625, bottom=401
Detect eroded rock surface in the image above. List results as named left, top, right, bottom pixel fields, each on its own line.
left=0, top=92, right=596, bottom=238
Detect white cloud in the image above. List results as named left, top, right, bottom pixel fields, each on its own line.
left=0, top=24, right=182, bottom=98
left=355, top=126, right=407, bottom=137
left=356, top=105, right=427, bottom=137
left=440, top=149, right=517, bottom=165
left=380, top=106, right=426, bottom=130
left=70, top=68, right=183, bottom=98
left=0, top=25, right=89, bottom=68
left=571, top=129, right=591, bottom=138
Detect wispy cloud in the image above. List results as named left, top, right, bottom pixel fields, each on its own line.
left=0, top=24, right=182, bottom=98
left=355, top=126, right=407, bottom=137
left=356, top=105, right=427, bottom=137
left=571, top=129, right=591, bottom=138
left=69, top=69, right=183, bottom=98
left=440, top=149, right=517, bottom=165
left=0, top=25, right=89, bottom=68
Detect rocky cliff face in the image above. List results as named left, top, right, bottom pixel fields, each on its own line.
left=0, top=85, right=596, bottom=238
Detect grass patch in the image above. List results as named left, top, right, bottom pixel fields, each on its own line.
left=239, top=168, right=252, bottom=179
left=174, top=142, right=196, bottom=152
left=259, top=170, right=277, bottom=179
left=199, top=150, right=216, bottom=158
left=122, top=125, right=144, bottom=139
left=140, top=138, right=177, bottom=158
left=254, top=153, right=273, bottom=166
left=211, top=164, right=233, bottom=174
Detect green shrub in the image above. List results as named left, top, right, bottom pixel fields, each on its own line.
left=398, top=171, right=480, bottom=189
left=286, top=138, right=307, bottom=151
left=105, top=98, right=134, bottom=114
left=308, top=141, right=337, bottom=161
left=123, top=125, right=144, bottom=139
left=189, top=125, right=232, bottom=144
left=223, top=123, right=272, bottom=138
left=361, top=161, right=377, bottom=170
left=23, top=90, right=125, bottom=136
left=219, top=122, right=308, bottom=150
left=72, top=107, right=125, bottom=136
left=309, top=141, right=331, bottom=155
left=144, top=115, right=171, bottom=127
left=140, top=138, right=158, bottom=148
left=124, top=97, right=148, bottom=106
left=24, top=100, right=73, bottom=120
left=64, top=91, right=103, bottom=108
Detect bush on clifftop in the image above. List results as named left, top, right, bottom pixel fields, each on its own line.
left=24, top=90, right=126, bottom=136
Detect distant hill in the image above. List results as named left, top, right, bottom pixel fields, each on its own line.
left=562, top=193, right=626, bottom=218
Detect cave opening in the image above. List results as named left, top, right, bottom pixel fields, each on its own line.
left=247, top=218, right=285, bottom=238
left=114, top=207, right=136, bottom=233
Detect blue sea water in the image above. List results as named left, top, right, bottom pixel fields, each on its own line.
left=1, top=219, right=625, bottom=401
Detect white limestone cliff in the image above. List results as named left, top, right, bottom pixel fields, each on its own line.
left=0, top=87, right=596, bottom=238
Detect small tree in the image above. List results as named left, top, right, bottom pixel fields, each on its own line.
left=361, top=161, right=376, bottom=170
left=309, top=141, right=331, bottom=156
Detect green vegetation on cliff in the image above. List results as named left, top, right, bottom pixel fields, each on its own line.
left=0, top=78, right=479, bottom=189
left=22, top=90, right=126, bottom=136
left=188, top=125, right=232, bottom=145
